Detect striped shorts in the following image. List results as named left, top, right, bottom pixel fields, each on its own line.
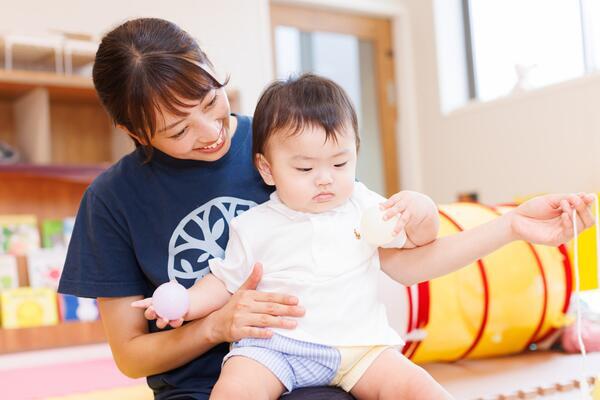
left=224, top=334, right=341, bottom=392
left=223, top=334, right=391, bottom=392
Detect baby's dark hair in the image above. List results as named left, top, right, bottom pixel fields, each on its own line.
left=92, top=18, right=227, bottom=160
left=252, top=73, right=359, bottom=162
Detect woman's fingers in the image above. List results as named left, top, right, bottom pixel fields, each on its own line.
left=251, top=291, right=300, bottom=307
left=561, top=212, right=572, bottom=233
left=241, top=313, right=298, bottom=330
left=560, top=199, right=571, bottom=215
left=572, top=193, right=595, bottom=229
left=249, top=301, right=305, bottom=318
left=242, top=327, right=273, bottom=339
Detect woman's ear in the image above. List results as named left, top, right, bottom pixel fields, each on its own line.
left=255, top=154, right=275, bottom=186
left=117, top=124, right=148, bottom=146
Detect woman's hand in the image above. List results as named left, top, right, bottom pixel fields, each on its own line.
left=206, top=263, right=305, bottom=343
left=381, top=191, right=439, bottom=247
left=509, top=193, right=596, bottom=246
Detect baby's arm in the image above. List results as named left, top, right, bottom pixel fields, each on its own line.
left=380, top=193, right=595, bottom=286
left=184, top=273, right=232, bottom=320
left=380, top=190, right=439, bottom=247
left=133, top=220, right=253, bottom=328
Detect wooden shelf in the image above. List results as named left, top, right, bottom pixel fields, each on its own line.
left=0, top=320, right=105, bottom=354
left=0, top=169, right=94, bottom=221
left=0, top=69, right=97, bottom=102
left=0, top=69, right=113, bottom=356
left=0, top=164, right=107, bottom=183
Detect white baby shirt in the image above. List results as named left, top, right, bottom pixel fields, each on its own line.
left=209, top=182, right=405, bottom=347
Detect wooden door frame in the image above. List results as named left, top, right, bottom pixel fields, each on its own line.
left=270, top=3, right=400, bottom=196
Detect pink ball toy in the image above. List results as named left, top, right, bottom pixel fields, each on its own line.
left=152, top=280, right=190, bottom=321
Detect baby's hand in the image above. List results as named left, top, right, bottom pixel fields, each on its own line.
left=131, top=298, right=185, bottom=329
left=380, top=191, right=439, bottom=246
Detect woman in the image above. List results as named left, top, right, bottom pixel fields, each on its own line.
left=58, top=18, right=354, bottom=399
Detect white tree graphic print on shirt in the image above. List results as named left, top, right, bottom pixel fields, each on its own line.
left=168, top=197, right=257, bottom=283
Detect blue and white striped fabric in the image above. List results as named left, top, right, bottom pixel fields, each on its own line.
left=224, top=334, right=341, bottom=392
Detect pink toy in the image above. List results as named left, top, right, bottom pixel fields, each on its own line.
left=152, top=280, right=190, bottom=321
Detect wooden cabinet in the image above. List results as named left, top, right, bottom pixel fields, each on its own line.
left=0, top=166, right=106, bottom=354
left=0, top=69, right=133, bottom=166
left=0, top=70, right=114, bottom=354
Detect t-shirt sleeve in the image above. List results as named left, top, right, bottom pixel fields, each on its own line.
left=58, top=188, right=147, bottom=298
left=353, top=182, right=407, bottom=249
left=208, top=220, right=253, bottom=293
left=353, top=181, right=387, bottom=207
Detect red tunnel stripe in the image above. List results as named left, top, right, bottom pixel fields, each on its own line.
left=439, top=208, right=490, bottom=361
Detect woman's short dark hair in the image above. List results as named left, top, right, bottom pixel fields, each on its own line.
left=93, top=18, right=227, bottom=158
left=252, top=73, right=360, bottom=162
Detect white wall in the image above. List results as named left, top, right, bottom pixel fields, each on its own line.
left=283, top=0, right=600, bottom=203
left=400, top=0, right=600, bottom=203
left=0, top=0, right=273, bottom=114
left=7, top=0, right=595, bottom=204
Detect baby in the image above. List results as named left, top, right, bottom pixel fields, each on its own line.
left=136, top=74, right=451, bottom=399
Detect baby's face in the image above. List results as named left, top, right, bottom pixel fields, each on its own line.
left=259, top=125, right=357, bottom=213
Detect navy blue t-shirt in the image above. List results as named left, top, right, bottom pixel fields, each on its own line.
left=58, top=115, right=272, bottom=398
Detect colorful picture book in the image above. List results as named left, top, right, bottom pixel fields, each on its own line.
left=0, top=254, right=18, bottom=290
left=41, top=219, right=64, bottom=248
left=0, top=287, right=58, bottom=329
left=58, top=294, right=99, bottom=322
left=41, top=217, right=76, bottom=249
left=0, top=215, right=40, bottom=255
left=26, top=247, right=67, bottom=290
left=63, top=217, right=75, bottom=247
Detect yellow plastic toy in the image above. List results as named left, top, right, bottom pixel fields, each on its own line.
left=384, top=202, right=573, bottom=364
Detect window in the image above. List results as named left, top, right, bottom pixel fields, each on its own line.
left=466, top=0, right=585, bottom=101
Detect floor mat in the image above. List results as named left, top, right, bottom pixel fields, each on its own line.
left=1, top=357, right=147, bottom=399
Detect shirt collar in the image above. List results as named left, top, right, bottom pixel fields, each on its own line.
left=267, top=191, right=353, bottom=221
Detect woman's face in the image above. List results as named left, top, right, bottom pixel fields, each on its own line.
left=149, top=87, right=234, bottom=161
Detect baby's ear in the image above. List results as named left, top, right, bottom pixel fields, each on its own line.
left=255, top=154, right=275, bottom=186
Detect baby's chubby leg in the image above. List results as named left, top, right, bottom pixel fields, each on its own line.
left=210, top=356, right=286, bottom=400
left=350, top=348, right=454, bottom=400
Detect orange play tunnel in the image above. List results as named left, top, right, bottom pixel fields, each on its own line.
left=379, top=203, right=572, bottom=363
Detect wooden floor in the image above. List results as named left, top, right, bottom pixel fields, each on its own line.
left=3, top=344, right=600, bottom=399
left=423, top=351, right=600, bottom=399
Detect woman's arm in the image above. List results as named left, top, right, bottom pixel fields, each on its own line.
left=99, top=294, right=217, bottom=378
left=101, top=264, right=304, bottom=378
left=380, top=193, right=596, bottom=286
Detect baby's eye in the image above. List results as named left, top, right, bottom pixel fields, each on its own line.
left=296, top=167, right=312, bottom=172
left=334, top=162, right=348, bottom=168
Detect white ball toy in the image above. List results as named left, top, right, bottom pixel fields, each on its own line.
left=360, top=205, right=403, bottom=246
left=152, top=280, right=190, bottom=321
